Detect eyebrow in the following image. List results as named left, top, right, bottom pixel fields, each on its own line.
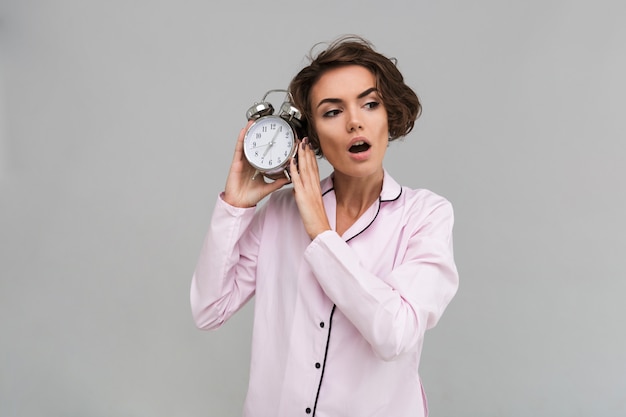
left=315, top=87, right=378, bottom=108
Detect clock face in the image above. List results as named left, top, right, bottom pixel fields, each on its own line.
left=243, top=116, right=296, bottom=171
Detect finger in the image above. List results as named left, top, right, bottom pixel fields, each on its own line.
left=264, top=176, right=290, bottom=194
left=289, top=154, right=301, bottom=187
left=299, top=139, right=319, bottom=186
left=291, top=139, right=303, bottom=173
left=301, top=139, right=318, bottom=171
left=296, top=137, right=310, bottom=176
left=232, top=121, right=254, bottom=162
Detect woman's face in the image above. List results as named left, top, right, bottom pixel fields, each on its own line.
left=310, top=65, right=388, bottom=180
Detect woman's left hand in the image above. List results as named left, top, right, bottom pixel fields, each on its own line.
left=290, top=138, right=331, bottom=240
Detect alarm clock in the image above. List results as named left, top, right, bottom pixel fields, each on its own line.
left=243, top=89, right=303, bottom=180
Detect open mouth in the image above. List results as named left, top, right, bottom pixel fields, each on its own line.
left=349, top=141, right=371, bottom=153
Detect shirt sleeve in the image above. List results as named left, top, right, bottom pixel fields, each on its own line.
left=190, top=193, right=262, bottom=330
left=303, top=198, right=459, bottom=361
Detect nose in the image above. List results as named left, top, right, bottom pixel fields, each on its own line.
left=346, top=108, right=363, bottom=132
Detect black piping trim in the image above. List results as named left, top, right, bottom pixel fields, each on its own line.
left=381, top=185, right=403, bottom=203
left=323, top=185, right=402, bottom=243
left=345, top=197, right=381, bottom=243
left=312, top=304, right=337, bottom=417
left=310, top=184, right=401, bottom=414
left=322, top=181, right=403, bottom=203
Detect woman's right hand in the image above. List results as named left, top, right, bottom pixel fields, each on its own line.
left=222, top=122, right=291, bottom=208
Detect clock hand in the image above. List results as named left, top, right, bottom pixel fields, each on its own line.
left=261, top=127, right=281, bottom=158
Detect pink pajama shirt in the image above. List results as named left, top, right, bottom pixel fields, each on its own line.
left=191, top=170, right=459, bottom=417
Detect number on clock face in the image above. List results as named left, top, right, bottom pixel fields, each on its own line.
left=244, top=117, right=294, bottom=171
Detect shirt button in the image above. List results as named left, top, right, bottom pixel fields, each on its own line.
left=315, top=362, right=321, bottom=369
left=306, top=407, right=312, bottom=414
left=319, top=322, right=325, bottom=328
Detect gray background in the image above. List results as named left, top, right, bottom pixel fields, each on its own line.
left=1, top=1, right=625, bottom=416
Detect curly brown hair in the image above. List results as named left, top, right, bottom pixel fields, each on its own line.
left=289, top=35, right=422, bottom=157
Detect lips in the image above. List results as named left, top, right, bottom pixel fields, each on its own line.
left=348, top=138, right=371, bottom=154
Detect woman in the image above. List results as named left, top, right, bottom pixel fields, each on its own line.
left=191, top=36, right=459, bottom=417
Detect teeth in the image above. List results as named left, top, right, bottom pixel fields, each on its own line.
left=352, top=141, right=365, bottom=146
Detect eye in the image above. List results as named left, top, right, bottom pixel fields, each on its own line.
left=364, top=101, right=380, bottom=110
left=322, top=109, right=341, bottom=118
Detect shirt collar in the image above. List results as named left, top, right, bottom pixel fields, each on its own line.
left=320, top=169, right=402, bottom=202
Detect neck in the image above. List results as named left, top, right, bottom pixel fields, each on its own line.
left=332, top=168, right=384, bottom=216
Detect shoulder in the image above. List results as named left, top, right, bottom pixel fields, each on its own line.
left=266, top=186, right=296, bottom=205
left=400, top=187, right=453, bottom=214
left=378, top=171, right=455, bottom=238
left=382, top=170, right=453, bottom=217
left=394, top=187, right=455, bottom=238
left=248, top=187, right=300, bottom=236
left=259, top=186, right=298, bottom=217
